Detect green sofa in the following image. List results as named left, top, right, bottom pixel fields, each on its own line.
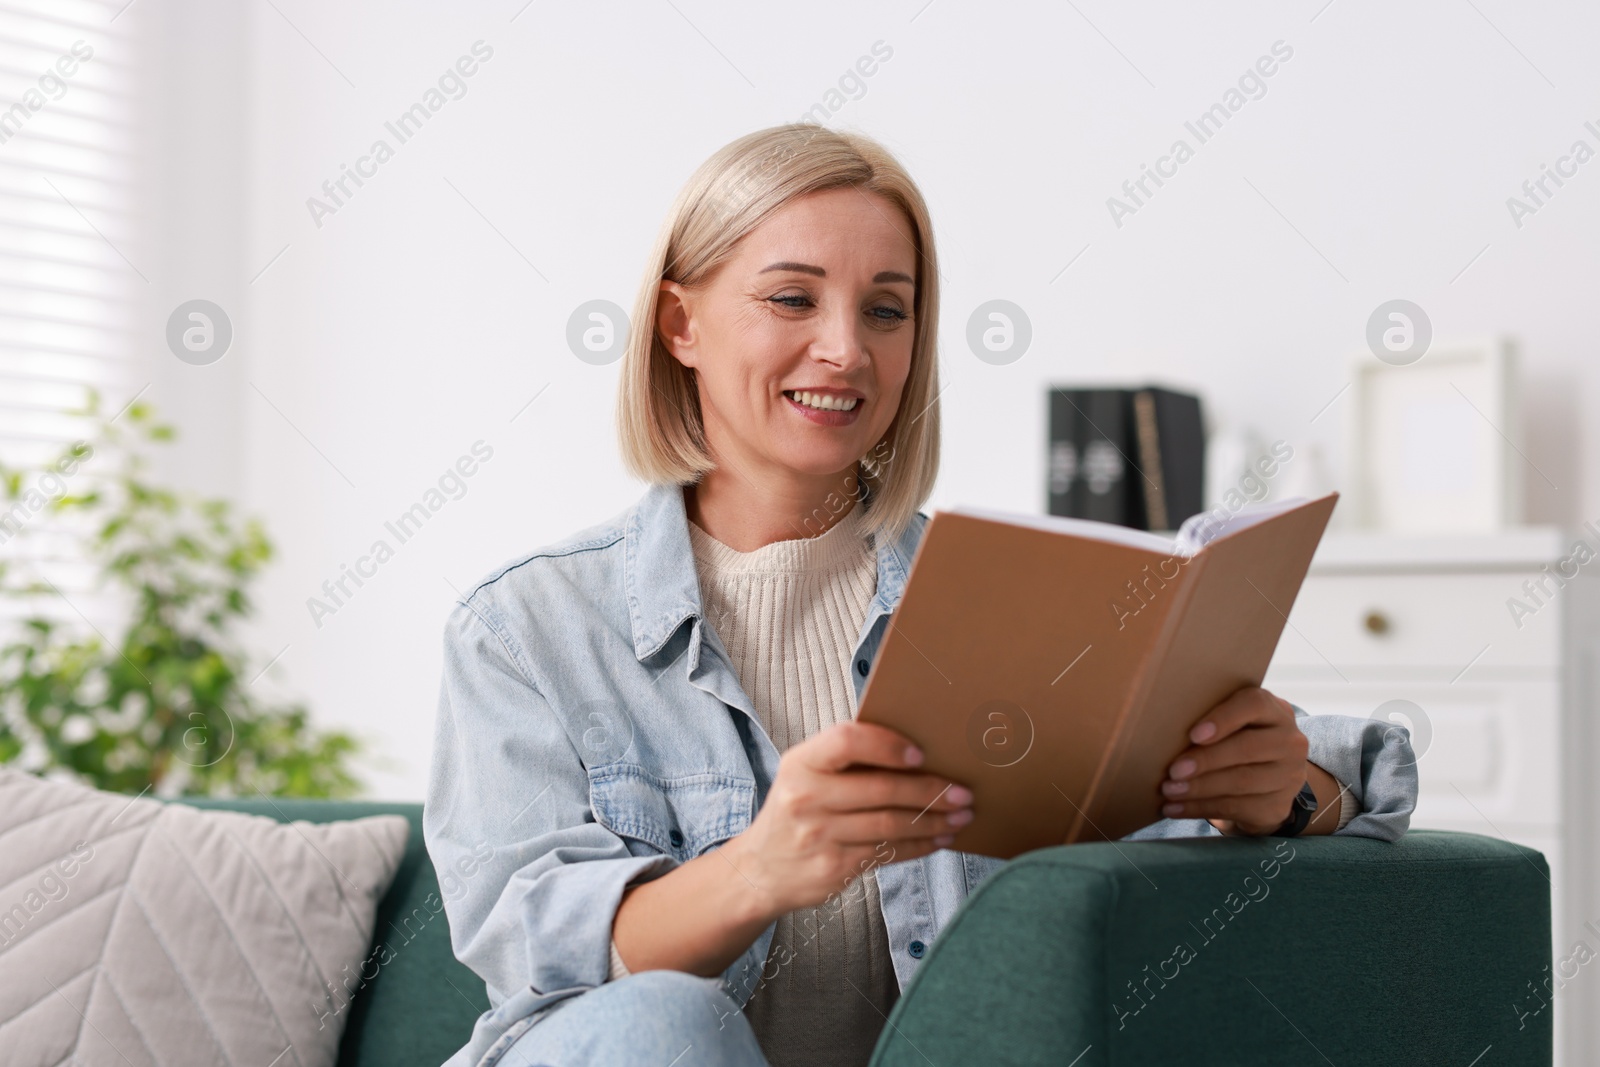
left=184, top=799, right=1551, bottom=1066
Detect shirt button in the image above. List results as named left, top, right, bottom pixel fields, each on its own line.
left=908, top=940, right=926, bottom=959
left=856, top=659, right=870, bottom=677
left=668, top=828, right=684, bottom=848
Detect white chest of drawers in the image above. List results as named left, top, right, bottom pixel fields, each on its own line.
left=1261, top=526, right=1600, bottom=1064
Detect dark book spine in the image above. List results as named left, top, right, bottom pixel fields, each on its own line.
left=1147, top=388, right=1205, bottom=528
left=1080, top=389, right=1133, bottom=526
left=1047, top=388, right=1079, bottom=517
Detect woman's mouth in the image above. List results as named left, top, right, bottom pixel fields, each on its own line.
left=783, top=389, right=863, bottom=426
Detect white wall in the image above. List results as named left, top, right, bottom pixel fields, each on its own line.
left=131, top=0, right=248, bottom=499
left=122, top=0, right=1597, bottom=800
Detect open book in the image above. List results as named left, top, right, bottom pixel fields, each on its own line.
left=855, top=492, right=1338, bottom=859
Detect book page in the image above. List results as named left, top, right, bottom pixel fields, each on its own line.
left=944, top=498, right=1313, bottom=559
left=1170, top=496, right=1312, bottom=556
left=942, top=506, right=1178, bottom=554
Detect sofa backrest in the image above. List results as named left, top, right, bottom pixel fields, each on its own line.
left=180, top=798, right=486, bottom=1067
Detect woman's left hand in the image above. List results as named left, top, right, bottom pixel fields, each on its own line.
left=1159, top=686, right=1315, bottom=836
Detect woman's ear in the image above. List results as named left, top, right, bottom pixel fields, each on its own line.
left=656, top=280, right=699, bottom=370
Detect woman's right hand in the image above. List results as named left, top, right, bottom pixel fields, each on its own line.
left=722, top=720, right=974, bottom=921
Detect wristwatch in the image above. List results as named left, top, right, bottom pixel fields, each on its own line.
left=1273, top=780, right=1319, bottom=837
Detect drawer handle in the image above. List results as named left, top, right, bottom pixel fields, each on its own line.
left=1362, top=610, right=1392, bottom=636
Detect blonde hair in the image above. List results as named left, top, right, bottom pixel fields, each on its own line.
left=616, top=123, right=941, bottom=546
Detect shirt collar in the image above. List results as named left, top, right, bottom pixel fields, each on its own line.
left=624, top=480, right=923, bottom=662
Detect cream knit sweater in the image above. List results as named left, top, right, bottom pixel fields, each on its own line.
left=606, top=501, right=898, bottom=1066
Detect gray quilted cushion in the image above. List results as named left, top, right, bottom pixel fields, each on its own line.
left=0, top=770, right=409, bottom=1067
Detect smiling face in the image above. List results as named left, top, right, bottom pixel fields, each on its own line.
left=656, top=185, right=919, bottom=491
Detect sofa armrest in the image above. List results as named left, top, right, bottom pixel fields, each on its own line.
left=870, top=830, right=1550, bottom=1067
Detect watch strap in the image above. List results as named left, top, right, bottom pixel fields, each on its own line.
left=1274, top=779, right=1319, bottom=837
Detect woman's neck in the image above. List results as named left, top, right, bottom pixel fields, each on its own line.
left=685, top=466, right=862, bottom=552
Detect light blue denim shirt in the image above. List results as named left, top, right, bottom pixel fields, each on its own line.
left=424, top=482, right=1418, bottom=1066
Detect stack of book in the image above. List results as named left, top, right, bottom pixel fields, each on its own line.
left=1047, top=386, right=1205, bottom=532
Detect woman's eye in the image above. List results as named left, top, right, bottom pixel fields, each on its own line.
left=768, top=295, right=908, bottom=323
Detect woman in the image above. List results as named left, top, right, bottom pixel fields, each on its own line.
left=424, top=124, right=1417, bottom=1067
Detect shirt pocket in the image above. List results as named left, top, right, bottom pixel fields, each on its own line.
left=588, top=766, right=756, bottom=861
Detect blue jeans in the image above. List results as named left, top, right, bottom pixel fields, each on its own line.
left=478, top=972, right=769, bottom=1067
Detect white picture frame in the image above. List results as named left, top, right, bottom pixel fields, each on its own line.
left=1343, top=336, right=1522, bottom=533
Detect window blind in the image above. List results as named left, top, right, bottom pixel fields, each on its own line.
left=0, top=0, right=135, bottom=612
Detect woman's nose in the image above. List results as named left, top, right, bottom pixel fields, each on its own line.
left=811, top=308, right=871, bottom=371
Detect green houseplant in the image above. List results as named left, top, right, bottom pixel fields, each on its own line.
left=0, top=392, right=363, bottom=797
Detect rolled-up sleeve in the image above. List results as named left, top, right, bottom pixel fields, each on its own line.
left=1294, top=705, right=1417, bottom=842
left=423, top=600, right=676, bottom=1001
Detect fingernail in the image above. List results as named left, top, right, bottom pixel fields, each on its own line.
left=933, top=834, right=955, bottom=847
left=1191, top=722, right=1217, bottom=743
left=1163, top=803, right=1184, bottom=817
left=947, top=785, right=973, bottom=806
left=1170, top=759, right=1196, bottom=780
left=947, top=808, right=974, bottom=827
left=1162, top=780, right=1188, bottom=796
left=905, top=746, right=923, bottom=766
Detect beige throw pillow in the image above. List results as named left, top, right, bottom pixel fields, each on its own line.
left=0, top=769, right=408, bottom=1067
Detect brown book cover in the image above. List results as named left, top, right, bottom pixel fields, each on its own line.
left=855, top=492, right=1338, bottom=859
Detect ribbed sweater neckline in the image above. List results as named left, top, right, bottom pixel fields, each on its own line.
left=687, top=501, right=870, bottom=576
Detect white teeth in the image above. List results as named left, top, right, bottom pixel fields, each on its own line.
left=788, top=390, right=859, bottom=412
